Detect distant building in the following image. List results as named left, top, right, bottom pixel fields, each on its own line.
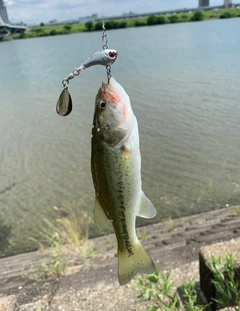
left=49, top=19, right=59, bottom=24
left=224, top=0, right=234, bottom=8
left=122, top=11, right=135, bottom=17
left=198, top=0, right=209, bottom=7
left=0, top=0, right=9, bottom=24
left=79, top=14, right=98, bottom=24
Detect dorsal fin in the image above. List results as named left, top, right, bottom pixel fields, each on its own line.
left=137, top=191, right=156, bottom=219
left=94, top=197, right=110, bottom=231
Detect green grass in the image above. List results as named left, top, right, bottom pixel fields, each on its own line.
left=165, top=217, right=176, bottom=232
left=136, top=253, right=240, bottom=310
left=233, top=205, right=240, bottom=217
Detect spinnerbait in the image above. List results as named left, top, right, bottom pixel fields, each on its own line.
left=56, top=23, right=117, bottom=116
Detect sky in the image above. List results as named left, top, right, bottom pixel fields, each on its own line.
left=4, top=0, right=226, bottom=24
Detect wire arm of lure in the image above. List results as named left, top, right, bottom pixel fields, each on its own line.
left=62, top=49, right=118, bottom=90
left=57, top=22, right=117, bottom=117
left=57, top=48, right=118, bottom=117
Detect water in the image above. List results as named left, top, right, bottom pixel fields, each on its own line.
left=0, top=19, right=240, bottom=256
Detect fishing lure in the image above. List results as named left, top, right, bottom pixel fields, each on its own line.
left=56, top=24, right=118, bottom=116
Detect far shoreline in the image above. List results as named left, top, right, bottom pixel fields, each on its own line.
left=2, top=7, right=240, bottom=42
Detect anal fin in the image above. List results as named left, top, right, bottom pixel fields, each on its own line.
left=137, top=191, right=156, bottom=219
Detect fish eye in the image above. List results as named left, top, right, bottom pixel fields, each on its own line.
left=99, top=100, right=106, bottom=110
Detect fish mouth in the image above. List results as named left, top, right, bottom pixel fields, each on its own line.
left=98, top=79, right=121, bottom=104
left=101, top=76, right=118, bottom=92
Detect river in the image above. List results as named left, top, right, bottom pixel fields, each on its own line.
left=0, top=18, right=240, bottom=256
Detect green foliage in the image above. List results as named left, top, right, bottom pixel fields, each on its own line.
left=64, top=25, right=72, bottom=31
left=85, top=21, right=93, bottom=31
left=39, top=244, right=68, bottom=279
left=18, top=32, right=26, bottom=39
left=168, top=14, right=179, bottom=23
left=147, top=15, right=166, bottom=26
left=27, top=240, right=68, bottom=281
left=105, top=20, right=120, bottom=29
left=33, top=28, right=43, bottom=34
left=165, top=217, right=176, bottom=232
left=157, top=16, right=166, bottom=24
left=137, top=268, right=181, bottom=311
left=135, top=20, right=146, bottom=27
left=220, top=12, right=233, bottom=18
left=147, top=15, right=159, bottom=25
left=181, top=279, right=208, bottom=311
left=94, top=22, right=102, bottom=31
left=119, top=21, right=127, bottom=28
left=181, top=14, right=189, bottom=21
left=191, top=11, right=204, bottom=21
left=207, top=254, right=240, bottom=310
left=49, top=29, right=57, bottom=36
left=137, top=255, right=240, bottom=311
left=233, top=205, right=240, bottom=217
left=137, top=270, right=207, bottom=310
left=40, top=22, right=45, bottom=26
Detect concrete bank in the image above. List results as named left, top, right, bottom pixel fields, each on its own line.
left=0, top=205, right=239, bottom=311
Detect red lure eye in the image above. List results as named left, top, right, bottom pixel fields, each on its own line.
left=108, top=51, right=117, bottom=59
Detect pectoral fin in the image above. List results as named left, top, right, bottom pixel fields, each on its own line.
left=94, top=197, right=110, bottom=231
left=137, top=192, right=156, bottom=219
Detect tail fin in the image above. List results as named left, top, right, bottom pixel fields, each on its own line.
left=118, top=242, right=156, bottom=286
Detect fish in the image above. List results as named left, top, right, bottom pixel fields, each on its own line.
left=91, top=77, right=156, bottom=285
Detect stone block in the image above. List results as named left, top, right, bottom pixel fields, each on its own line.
left=199, top=238, right=240, bottom=311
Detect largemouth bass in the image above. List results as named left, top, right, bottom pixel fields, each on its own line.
left=91, top=77, right=156, bottom=285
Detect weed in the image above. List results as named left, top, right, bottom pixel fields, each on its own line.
left=137, top=269, right=208, bottom=310
left=27, top=202, right=91, bottom=280
left=232, top=206, right=240, bottom=217
left=39, top=246, right=67, bottom=279
left=136, top=254, right=240, bottom=311
left=181, top=279, right=209, bottom=311
left=27, top=243, right=67, bottom=281
left=28, top=237, right=46, bottom=252
left=165, top=217, right=176, bottom=232
left=81, top=243, right=96, bottom=266
left=207, top=254, right=240, bottom=310
left=136, top=268, right=181, bottom=311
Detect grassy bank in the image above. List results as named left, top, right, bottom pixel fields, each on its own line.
left=137, top=254, right=240, bottom=311
left=4, top=7, right=240, bottom=41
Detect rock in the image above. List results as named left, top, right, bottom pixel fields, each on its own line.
left=0, top=295, right=18, bottom=311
